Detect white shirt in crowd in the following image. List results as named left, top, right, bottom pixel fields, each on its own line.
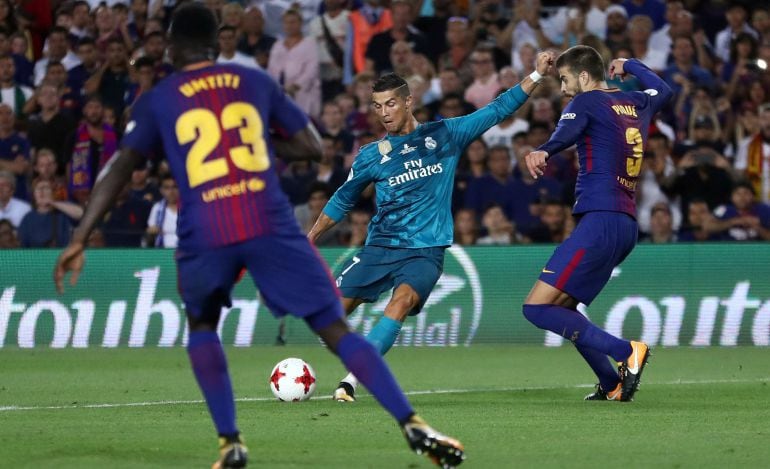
left=216, top=53, right=261, bottom=70
left=147, top=201, right=178, bottom=248
left=0, top=197, right=31, bottom=228
left=33, top=51, right=82, bottom=86
left=0, top=86, right=33, bottom=115
left=734, top=137, right=770, bottom=203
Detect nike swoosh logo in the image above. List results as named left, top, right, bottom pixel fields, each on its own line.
left=542, top=269, right=555, bottom=274
left=628, top=348, right=640, bottom=374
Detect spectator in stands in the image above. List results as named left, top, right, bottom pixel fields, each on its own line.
left=453, top=138, right=487, bottom=212
left=721, top=32, right=761, bottom=104
left=525, top=199, right=568, bottom=243
left=602, top=4, right=629, bottom=52
left=316, top=135, right=348, bottom=194
left=85, top=38, right=130, bottom=117
left=637, top=133, right=682, bottom=234
left=464, top=46, right=500, bottom=110
left=413, top=0, right=453, bottom=60
left=139, top=32, right=173, bottom=80
left=34, top=27, right=80, bottom=85
left=712, top=181, right=770, bottom=241
left=101, top=183, right=151, bottom=247
left=453, top=208, right=478, bottom=246
left=751, top=6, right=770, bottom=42
left=715, top=1, right=758, bottom=63
left=663, top=147, right=733, bottom=217
left=216, top=25, right=258, bottom=69
left=63, top=95, right=117, bottom=205
left=220, top=2, right=243, bottom=30
left=346, top=209, right=371, bottom=247
left=0, top=104, right=30, bottom=200
left=237, top=6, right=275, bottom=69
left=17, top=178, right=82, bottom=247
left=641, top=201, right=678, bottom=243
left=425, top=67, right=475, bottom=119
left=93, top=4, right=132, bottom=57
left=320, top=101, right=354, bottom=154
left=6, top=31, right=34, bottom=87
left=482, top=89, right=529, bottom=148
left=145, top=173, right=178, bottom=248
left=437, top=16, right=473, bottom=83
left=30, top=148, right=66, bottom=201
left=0, top=54, right=32, bottom=118
left=386, top=39, right=413, bottom=77
left=735, top=103, right=770, bottom=203
left=294, top=181, right=342, bottom=246
left=663, top=35, right=715, bottom=100
left=0, top=0, right=19, bottom=37
left=477, top=203, right=516, bottom=245
left=0, top=169, right=29, bottom=227
left=622, top=0, right=665, bottom=31
left=129, top=160, right=159, bottom=203
left=648, top=0, right=683, bottom=54
left=628, top=14, right=666, bottom=72
left=124, top=56, right=154, bottom=111
left=67, top=37, right=99, bottom=109
left=365, top=0, right=425, bottom=75
left=0, top=217, right=17, bottom=247
left=465, top=145, right=517, bottom=220
left=308, top=0, right=349, bottom=101
left=510, top=0, right=554, bottom=58
left=69, top=1, right=92, bottom=45
left=26, top=81, right=76, bottom=172
left=678, top=198, right=727, bottom=241
left=267, top=9, right=320, bottom=119
left=345, top=0, right=392, bottom=80
left=511, top=142, right=563, bottom=234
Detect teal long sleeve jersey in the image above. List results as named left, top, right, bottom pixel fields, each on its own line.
left=323, top=84, right=529, bottom=248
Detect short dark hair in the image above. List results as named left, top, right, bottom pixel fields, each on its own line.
left=733, top=180, right=756, bottom=195
left=133, top=56, right=155, bottom=69
left=555, top=45, right=606, bottom=82
left=169, top=3, right=218, bottom=64
left=77, top=36, right=96, bottom=48
left=218, top=25, right=237, bottom=35
left=143, top=31, right=165, bottom=43
left=372, top=73, right=410, bottom=97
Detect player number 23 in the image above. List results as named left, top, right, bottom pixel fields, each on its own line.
left=625, top=127, right=643, bottom=177
left=176, top=102, right=269, bottom=188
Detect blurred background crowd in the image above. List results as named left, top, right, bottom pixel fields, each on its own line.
left=0, top=0, right=769, bottom=250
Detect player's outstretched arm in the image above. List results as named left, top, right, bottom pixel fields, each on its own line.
left=445, top=51, right=554, bottom=150
left=53, top=148, right=142, bottom=293
left=272, top=122, right=323, bottom=162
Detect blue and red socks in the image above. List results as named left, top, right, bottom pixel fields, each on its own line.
left=523, top=304, right=632, bottom=362
left=187, top=331, right=238, bottom=438
left=336, top=332, right=414, bottom=424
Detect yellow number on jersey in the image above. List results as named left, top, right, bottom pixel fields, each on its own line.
left=625, top=127, right=643, bottom=177
left=176, top=102, right=270, bottom=188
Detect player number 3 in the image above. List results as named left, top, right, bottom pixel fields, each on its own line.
left=176, top=102, right=269, bottom=188
left=625, top=127, right=643, bottom=177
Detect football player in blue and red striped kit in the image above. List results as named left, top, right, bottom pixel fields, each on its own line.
left=523, top=46, right=673, bottom=402
left=53, top=4, right=464, bottom=468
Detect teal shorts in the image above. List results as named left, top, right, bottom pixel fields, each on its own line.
left=335, top=245, right=445, bottom=316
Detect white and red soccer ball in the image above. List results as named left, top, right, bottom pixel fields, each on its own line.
left=269, top=358, right=317, bottom=402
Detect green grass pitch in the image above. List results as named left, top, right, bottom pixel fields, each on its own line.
left=1, top=346, right=769, bottom=468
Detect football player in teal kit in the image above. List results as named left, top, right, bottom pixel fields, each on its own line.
left=309, top=52, right=555, bottom=402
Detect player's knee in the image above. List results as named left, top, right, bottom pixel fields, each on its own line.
left=385, top=295, right=417, bottom=320
left=522, top=304, right=549, bottom=328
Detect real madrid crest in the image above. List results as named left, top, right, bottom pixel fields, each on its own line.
left=424, top=137, right=437, bottom=150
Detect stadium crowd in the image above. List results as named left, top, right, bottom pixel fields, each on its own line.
left=0, top=0, right=769, bottom=249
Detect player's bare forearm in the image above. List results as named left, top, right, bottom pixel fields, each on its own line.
left=70, top=149, right=141, bottom=244
left=273, top=123, right=323, bottom=162
left=307, top=212, right=337, bottom=244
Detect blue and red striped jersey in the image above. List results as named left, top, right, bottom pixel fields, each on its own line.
left=539, top=59, right=673, bottom=218
left=121, top=64, right=308, bottom=250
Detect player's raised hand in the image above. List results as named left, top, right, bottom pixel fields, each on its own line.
left=609, top=58, right=629, bottom=81
left=54, top=242, right=85, bottom=294
left=535, top=51, right=555, bottom=76
left=525, top=150, right=549, bottom=180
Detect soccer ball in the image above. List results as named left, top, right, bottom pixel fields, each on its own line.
left=269, top=358, right=317, bottom=402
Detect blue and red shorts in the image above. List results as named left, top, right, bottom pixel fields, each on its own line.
left=176, top=233, right=343, bottom=330
left=539, top=211, right=637, bottom=305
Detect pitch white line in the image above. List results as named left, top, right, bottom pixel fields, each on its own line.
left=1, top=377, right=767, bottom=413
